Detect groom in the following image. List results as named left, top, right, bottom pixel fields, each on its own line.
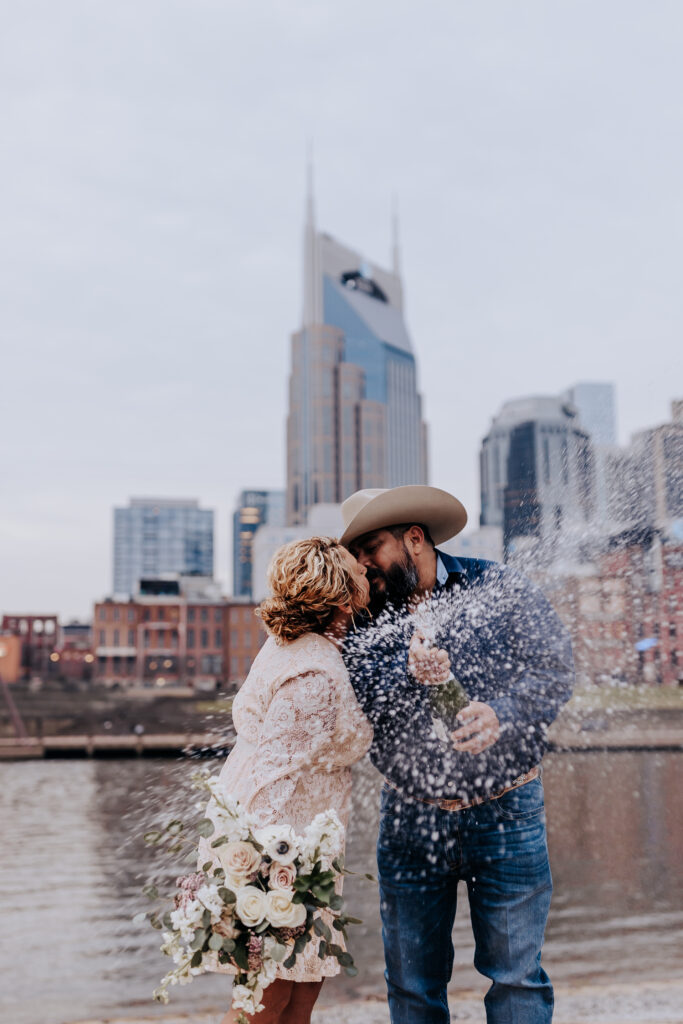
left=340, top=486, right=574, bottom=1024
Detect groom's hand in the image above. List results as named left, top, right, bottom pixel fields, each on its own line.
left=408, top=632, right=451, bottom=685
left=450, top=702, right=500, bottom=754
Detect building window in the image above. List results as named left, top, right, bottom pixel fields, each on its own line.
left=99, top=608, right=106, bottom=621
left=158, top=607, right=164, bottom=621
left=231, top=656, right=239, bottom=675
left=128, top=629, right=134, bottom=645
left=113, top=630, right=120, bottom=646
left=187, top=628, right=195, bottom=647
left=231, top=630, right=239, bottom=647
left=214, top=608, right=222, bottom=623
left=201, top=629, right=209, bottom=648
left=243, top=656, right=252, bottom=674
left=215, top=628, right=222, bottom=647
left=201, top=608, right=208, bottom=623
left=128, top=607, right=135, bottom=622
left=188, top=607, right=196, bottom=623
left=113, top=607, right=120, bottom=621
left=99, top=630, right=105, bottom=644
left=244, top=629, right=252, bottom=647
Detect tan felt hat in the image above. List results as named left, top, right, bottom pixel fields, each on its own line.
left=340, top=485, right=468, bottom=547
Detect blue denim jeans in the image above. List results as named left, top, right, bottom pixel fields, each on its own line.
left=377, top=777, right=554, bottom=1024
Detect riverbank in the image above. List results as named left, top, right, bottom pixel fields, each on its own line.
left=1, top=683, right=682, bottom=759
left=67, top=977, right=683, bottom=1024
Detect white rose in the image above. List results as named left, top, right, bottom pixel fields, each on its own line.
left=235, top=885, right=268, bottom=927
left=217, top=840, right=262, bottom=880
left=265, top=889, right=307, bottom=928
left=268, top=862, right=297, bottom=892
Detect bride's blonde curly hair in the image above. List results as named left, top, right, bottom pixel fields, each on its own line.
left=257, top=536, right=367, bottom=643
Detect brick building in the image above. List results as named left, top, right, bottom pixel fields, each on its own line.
left=0, top=614, right=59, bottom=679
left=93, top=577, right=265, bottom=691
left=538, top=527, right=682, bottom=687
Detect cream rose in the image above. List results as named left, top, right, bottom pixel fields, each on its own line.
left=235, top=885, right=268, bottom=927
left=266, top=889, right=307, bottom=928
left=217, top=840, right=262, bottom=880
left=268, top=863, right=297, bottom=892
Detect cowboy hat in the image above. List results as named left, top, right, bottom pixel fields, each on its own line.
left=340, top=485, right=467, bottom=547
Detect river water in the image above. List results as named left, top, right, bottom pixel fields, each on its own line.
left=1, top=751, right=682, bottom=1024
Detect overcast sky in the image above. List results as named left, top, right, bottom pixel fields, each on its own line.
left=2, top=0, right=682, bottom=621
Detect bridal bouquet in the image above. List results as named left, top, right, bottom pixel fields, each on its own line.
left=140, top=774, right=361, bottom=1018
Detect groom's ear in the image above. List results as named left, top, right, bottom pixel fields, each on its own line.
left=404, top=524, right=426, bottom=556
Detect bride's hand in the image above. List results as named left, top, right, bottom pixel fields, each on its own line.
left=408, top=632, right=452, bottom=686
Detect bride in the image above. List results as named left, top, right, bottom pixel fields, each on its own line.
left=200, top=536, right=373, bottom=1024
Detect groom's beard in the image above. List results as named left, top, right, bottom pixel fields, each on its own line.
left=366, top=546, right=420, bottom=615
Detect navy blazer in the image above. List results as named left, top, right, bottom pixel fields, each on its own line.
left=343, top=551, right=574, bottom=802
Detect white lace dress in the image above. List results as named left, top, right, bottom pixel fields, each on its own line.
left=200, top=631, right=373, bottom=981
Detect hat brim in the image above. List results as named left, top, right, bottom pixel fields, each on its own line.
left=340, top=485, right=467, bottom=548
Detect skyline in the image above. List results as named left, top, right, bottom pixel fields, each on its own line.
left=2, top=1, right=682, bottom=620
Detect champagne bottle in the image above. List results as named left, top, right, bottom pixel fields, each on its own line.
left=428, top=674, right=470, bottom=733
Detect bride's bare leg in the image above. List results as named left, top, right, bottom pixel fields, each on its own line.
left=221, top=978, right=293, bottom=1024
left=280, top=980, right=324, bottom=1024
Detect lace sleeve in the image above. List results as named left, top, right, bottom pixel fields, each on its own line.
left=243, top=670, right=340, bottom=822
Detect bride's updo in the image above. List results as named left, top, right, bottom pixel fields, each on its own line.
left=257, top=536, right=367, bottom=643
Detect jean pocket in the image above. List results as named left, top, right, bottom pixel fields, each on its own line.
left=492, top=777, right=545, bottom=821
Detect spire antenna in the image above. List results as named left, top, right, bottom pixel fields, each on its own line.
left=391, top=195, right=401, bottom=275
left=306, top=140, right=315, bottom=228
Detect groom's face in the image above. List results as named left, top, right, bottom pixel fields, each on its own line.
left=349, top=528, right=419, bottom=614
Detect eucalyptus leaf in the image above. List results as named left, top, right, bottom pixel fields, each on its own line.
left=202, top=861, right=213, bottom=872
left=344, top=965, right=358, bottom=977
left=191, top=929, right=207, bottom=951
left=329, top=895, right=343, bottom=911
left=143, top=830, right=162, bottom=845
left=270, top=943, right=287, bottom=962
left=164, top=819, right=184, bottom=835
left=337, top=952, right=354, bottom=967
left=208, top=933, right=224, bottom=951
left=364, top=873, right=377, bottom=882
left=282, top=953, right=297, bottom=970
left=222, top=938, right=236, bottom=953
left=190, top=950, right=203, bottom=968
left=313, top=918, right=331, bottom=942
left=293, top=935, right=309, bottom=954
left=344, top=916, right=363, bottom=924
left=317, top=940, right=327, bottom=959
left=218, top=887, right=236, bottom=904
left=211, top=836, right=229, bottom=848
left=142, top=884, right=159, bottom=900
left=162, top=911, right=174, bottom=929
left=132, top=911, right=147, bottom=925
left=197, top=818, right=215, bottom=838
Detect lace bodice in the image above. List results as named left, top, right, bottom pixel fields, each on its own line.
left=202, top=631, right=373, bottom=982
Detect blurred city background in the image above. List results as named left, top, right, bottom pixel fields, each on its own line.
left=0, top=3, right=682, bottom=1023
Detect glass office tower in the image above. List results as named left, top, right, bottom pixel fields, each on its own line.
left=286, top=179, right=428, bottom=525
left=113, top=497, right=214, bottom=597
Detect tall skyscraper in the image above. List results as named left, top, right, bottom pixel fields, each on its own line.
left=286, top=176, right=428, bottom=525
left=113, top=498, right=214, bottom=597
left=563, top=382, right=617, bottom=446
left=232, top=490, right=285, bottom=598
left=480, top=396, right=595, bottom=555
left=563, top=381, right=617, bottom=525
